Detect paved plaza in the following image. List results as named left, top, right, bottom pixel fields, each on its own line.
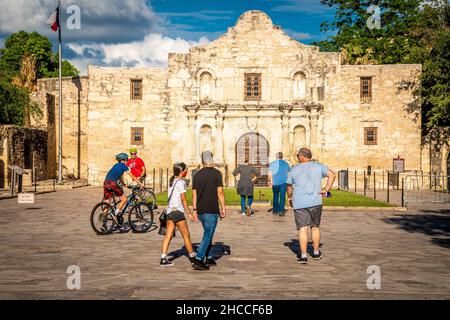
left=0, top=187, right=449, bottom=299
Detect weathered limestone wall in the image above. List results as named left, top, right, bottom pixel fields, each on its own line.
left=87, top=67, right=169, bottom=185
left=322, top=64, right=423, bottom=172
left=168, top=10, right=341, bottom=177
left=33, top=77, right=89, bottom=179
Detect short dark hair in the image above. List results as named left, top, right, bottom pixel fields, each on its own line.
left=277, top=152, right=283, bottom=159
left=297, top=147, right=312, bottom=159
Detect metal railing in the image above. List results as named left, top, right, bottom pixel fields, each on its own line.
left=403, top=174, right=450, bottom=206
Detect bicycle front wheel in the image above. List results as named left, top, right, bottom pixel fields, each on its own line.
left=137, top=188, right=157, bottom=210
left=128, top=202, right=154, bottom=233
left=90, top=202, right=115, bottom=235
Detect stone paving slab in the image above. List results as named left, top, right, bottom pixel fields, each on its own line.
left=0, top=188, right=449, bottom=299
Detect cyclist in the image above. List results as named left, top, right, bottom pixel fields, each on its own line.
left=104, top=153, right=144, bottom=222
left=126, top=148, right=146, bottom=182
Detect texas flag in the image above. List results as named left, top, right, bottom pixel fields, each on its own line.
left=47, top=7, right=60, bottom=32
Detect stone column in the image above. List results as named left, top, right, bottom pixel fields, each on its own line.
left=187, top=110, right=197, bottom=165
left=215, top=107, right=225, bottom=165
left=281, top=109, right=290, bottom=158
left=310, top=108, right=319, bottom=157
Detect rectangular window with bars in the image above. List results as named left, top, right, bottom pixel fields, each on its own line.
left=360, top=77, right=372, bottom=103
left=131, top=127, right=144, bottom=145
left=130, top=79, right=143, bottom=100
left=364, top=127, right=378, bottom=145
left=244, top=73, right=261, bottom=101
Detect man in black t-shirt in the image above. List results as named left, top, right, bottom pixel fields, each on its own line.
left=192, top=151, right=226, bottom=271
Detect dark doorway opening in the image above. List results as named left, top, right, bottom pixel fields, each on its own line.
left=235, top=132, right=270, bottom=186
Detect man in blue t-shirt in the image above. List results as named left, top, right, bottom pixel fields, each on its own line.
left=104, top=153, right=144, bottom=219
left=287, top=148, right=335, bottom=264
left=268, top=152, right=291, bottom=216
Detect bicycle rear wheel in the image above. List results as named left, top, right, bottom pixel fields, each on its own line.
left=137, top=188, right=157, bottom=210
left=128, top=202, right=154, bottom=233
left=90, top=202, right=115, bottom=235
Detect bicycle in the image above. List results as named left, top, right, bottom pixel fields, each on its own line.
left=136, top=187, right=157, bottom=211
left=90, top=185, right=154, bottom=235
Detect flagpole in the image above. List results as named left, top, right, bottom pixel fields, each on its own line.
left=57, top=0, right=63, bottom=183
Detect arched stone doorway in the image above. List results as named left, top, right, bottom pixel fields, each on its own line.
left=235, top=132, right=269, bottom=186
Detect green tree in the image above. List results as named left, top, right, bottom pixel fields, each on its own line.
left=0, top=30, right=79, bottom=126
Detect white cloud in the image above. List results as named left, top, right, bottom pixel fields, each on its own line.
left=68, top=33, right=210, bottom=74
left=285, top=29, right=315, bottom=40
left=0, top=0, right=163, bottom=42
left=272, top=0, right=332, bottom=14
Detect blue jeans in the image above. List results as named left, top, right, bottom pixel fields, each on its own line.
left=272, top=183, right=287, bottom=213
left=240, top=195, right=253, bottom=213
left=196, top=213, right=219, bottom=261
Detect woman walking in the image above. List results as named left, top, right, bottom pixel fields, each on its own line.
left=233, top=158, right=258, bottom=216
left=160, top=162, right=197, bottom=267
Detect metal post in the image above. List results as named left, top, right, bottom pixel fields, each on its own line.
left=387, top=178, right=390, bottom=204
left=159, top=168, right=163, bottom=192
left=166, top=168, right=169, bottom=190
left=401, top=178, right=405, bottom=207
left=11, top=169, right=15, bottom=196
left=18, top=174, right=23, bottom=193
left=57, top=0, right=63, bottom=184
left=364, top=171, right=366, bottom=196
left=421, top=170, right=423, bottom=189
left=34, top=166, right=37, bottom=193
left=374, top=171, right=376, bottom=200
left=53, top=178, right=56, bottom=192
left=354, top=170, right=357, bottom=193
left=338, top=170, right=340, bottom=189
left=153, top=168, right=156, bottom=191
left=346, top=168, right=349, bottom=190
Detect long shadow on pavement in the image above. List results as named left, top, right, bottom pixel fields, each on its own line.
left=382, top=208, right=450, bottom=249
left=169, top=242, right=231, bottom=262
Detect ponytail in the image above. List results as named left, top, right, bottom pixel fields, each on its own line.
left=170, top=162, right=187, bottom=187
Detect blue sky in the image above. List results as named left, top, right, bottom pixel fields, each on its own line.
left=153, top=0, right=335, bottom=41
left=0, top=0, right=336, bottom=75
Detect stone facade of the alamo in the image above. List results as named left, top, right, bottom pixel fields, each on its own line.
left=33, top=10, right=430, bottom=186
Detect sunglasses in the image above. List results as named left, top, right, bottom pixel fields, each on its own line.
left=131, top=153, right=137, bottom=155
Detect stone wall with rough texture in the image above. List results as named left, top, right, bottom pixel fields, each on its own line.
left=0, top=125, right=47, bottom=187
left=86, top=67, right=169, bottom=185
left=33, top=76, right=89, bottom=179
left=321, top=64, right=423, bottom=172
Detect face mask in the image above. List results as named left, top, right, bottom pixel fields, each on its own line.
left=181, top=171, right=188, bottom=177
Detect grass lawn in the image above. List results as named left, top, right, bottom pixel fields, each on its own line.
left=156, top=187, right=392, bottom=207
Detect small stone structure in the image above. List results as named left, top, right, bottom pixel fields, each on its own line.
left=0, top=125, right=48, bottom=188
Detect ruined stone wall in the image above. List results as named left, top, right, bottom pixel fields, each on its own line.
left=322, top=64, right=423, bottom=172
left=87, top=67, right=169, bottom=185
left=33, top=77, right=89, bottom=179
left=0, top=125, right=47, bottom=187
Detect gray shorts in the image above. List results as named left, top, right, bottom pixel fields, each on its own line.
left=294, top=205, right=322, bottom=229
